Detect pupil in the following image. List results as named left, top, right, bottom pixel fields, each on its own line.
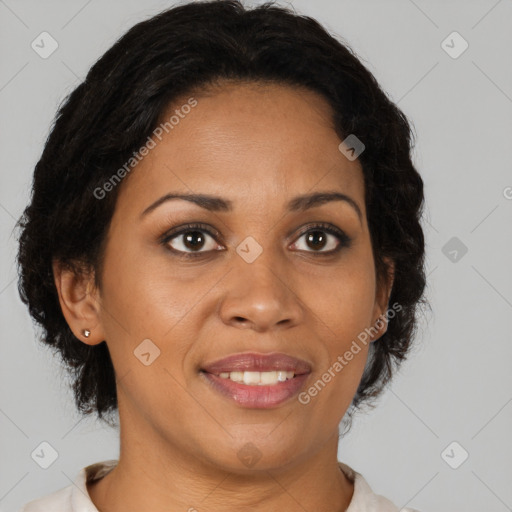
left=184, top=231, right=205, bottom=250
left=307, top=231, right=326, bottom=250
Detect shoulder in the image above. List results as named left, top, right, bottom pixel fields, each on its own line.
left=17, top=460, right=118, bottom=512
left=339, top=462, right=421, bottom=512
left=17, top=484, right=73, bottom=512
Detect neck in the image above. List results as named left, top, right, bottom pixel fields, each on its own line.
left=87, top=399, right=354, bottom=512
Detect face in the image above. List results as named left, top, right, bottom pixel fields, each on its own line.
left=57, top=82, right=393, bottom=472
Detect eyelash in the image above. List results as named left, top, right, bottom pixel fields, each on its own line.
left=159, top=222, right=352, bottom=259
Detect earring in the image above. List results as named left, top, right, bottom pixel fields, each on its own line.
left=82, top=329, right=91, bottom=338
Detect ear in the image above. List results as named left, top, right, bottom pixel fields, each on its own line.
left=52, top=259, right=106, bottom=346
left=370, top=257, right=395, bottom=343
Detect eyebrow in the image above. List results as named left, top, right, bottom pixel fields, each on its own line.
left=140, top=191, right=362, bottom=223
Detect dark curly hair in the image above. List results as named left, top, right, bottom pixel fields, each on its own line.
left=16, top=0, right=428, bottom=428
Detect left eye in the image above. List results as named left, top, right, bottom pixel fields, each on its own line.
left=290, top=225, right=349, bottom=254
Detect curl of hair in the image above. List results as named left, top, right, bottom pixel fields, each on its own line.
left=16, top=0, right=428, bottom=428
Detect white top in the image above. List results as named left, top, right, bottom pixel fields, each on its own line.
left=18, top=459, right=420, bottom=512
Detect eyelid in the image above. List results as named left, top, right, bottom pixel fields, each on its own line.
left=159, top=222, right=223, bottom=244
left=292, top=222, right=348, bottom=243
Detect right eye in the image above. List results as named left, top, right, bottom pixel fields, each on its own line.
left=161, top=223, right=224, bottom=258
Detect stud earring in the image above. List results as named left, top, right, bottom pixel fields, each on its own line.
left=82, top=329, right=91, bottom=338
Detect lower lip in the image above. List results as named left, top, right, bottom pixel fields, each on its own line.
left=201, top=372, right=309, bottom=408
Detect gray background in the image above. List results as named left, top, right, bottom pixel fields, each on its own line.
left=1, top=0, right=511, bottom=511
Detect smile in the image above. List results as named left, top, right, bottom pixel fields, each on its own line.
left=200, top=352, right=312, bottom=408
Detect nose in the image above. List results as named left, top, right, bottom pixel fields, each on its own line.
left=218, top=253, right=304, bottom=332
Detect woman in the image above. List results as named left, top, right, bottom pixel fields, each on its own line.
left=16, top=1, right=427, bottom=510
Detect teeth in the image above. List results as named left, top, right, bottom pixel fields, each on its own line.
left=277, top=371, right=287, bottom=382
left=217, top=370, right=295, bottom=385
left=228, top=371, right=243, bottom=382
left=261, top=371, right=279, bottom=385
left=243, top=371, right=260, bottom=385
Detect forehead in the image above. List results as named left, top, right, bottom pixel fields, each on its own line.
left=116, top=82, right=365, bottom=216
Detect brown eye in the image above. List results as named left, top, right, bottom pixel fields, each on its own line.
left=161, top=223, right=223, bottom=258
left=167, top=230, right=220, bottom=254
left=305, top=230, right=329, bottom=251
left=173, top=230, right=208, bottom=251
left=290, top=223, right=351, bottom=254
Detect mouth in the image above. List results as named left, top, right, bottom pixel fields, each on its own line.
left=200, top=352, right=311, bottom=408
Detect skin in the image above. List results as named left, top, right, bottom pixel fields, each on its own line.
left=53, top=82, right=394, bottom=512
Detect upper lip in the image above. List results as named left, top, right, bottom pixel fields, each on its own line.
left=201, top=352, right=312, bottom=375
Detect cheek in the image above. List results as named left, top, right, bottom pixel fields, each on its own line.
left=97, top=238, right=217, bottom=383
left=99, top=234, right=193, bottom=334
left=299, top=257, right=377, bottom=335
